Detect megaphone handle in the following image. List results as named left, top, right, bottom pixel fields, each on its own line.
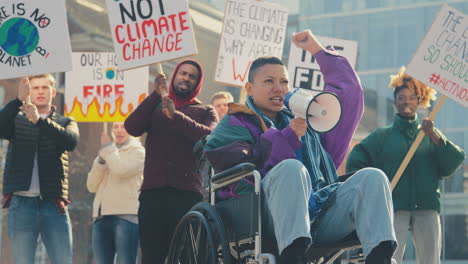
left=291, top=115, right=304, bottom=141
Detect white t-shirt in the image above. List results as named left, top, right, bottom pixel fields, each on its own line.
left=14, top=114, right=48, bottom=197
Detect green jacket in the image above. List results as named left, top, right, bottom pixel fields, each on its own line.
left=346, top=114, right=465, bottom=212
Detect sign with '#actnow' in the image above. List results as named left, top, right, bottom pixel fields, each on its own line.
left=0, top=0, right=72, bottom=79
left=287, top=36, right=358, bottom=91
left=106, top=0, right=198, bottom=71
left=406, top=4, right=468, bottom=107
left=215, top=0, right=288, bottom=87
left=65, top=53, right=148, bottom=122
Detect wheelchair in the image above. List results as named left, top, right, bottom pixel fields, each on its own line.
left=165, top=139, right=364, bottom=264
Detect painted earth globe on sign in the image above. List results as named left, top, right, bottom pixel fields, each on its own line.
left=0, top=17, right=39, bottom=56
left=106, top=68, right=116, bottom=79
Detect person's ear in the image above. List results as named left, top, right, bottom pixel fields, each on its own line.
left=245, top=82, right=253, bottom=96
left=51, top=88, right=57, bottom=98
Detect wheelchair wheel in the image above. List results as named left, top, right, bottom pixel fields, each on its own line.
left=166, top=211, right=217, bottom=264
left=167, top=202, right=231, bottom=264
left=191, top=202, right=231, bottom=264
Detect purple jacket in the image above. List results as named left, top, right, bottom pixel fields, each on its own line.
left=204, top=49, right=363, bottom=200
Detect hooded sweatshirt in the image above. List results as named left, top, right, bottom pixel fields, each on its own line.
left=125, top=60, right=218, bottom=195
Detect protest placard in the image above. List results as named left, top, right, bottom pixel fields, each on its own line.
left=65, top=52, right=148, bottom=122
left=215, top=0, right=288, bottom=87
left=406, top=3, right=468, bottom=108
left=0, top=0, right=72, bottom=79
left=106, top=0, right=197, bottom=70
left=287, top=36, right=358, bottom=91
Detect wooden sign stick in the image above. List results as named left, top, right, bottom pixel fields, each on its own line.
left=103, top=122, right=108, bottom=135
left=156, top=63, right=163, bottom=74
left=156, top=63, right=167, bottom=97
left=391, top=94, right=447, bottom=190
left=23, top=77, right=31, bottom=104
left=238, top=85, right=247, bottom=104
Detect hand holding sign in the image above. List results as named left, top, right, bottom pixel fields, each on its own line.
left=154, top=73, right=168, bottom=97
left=20, top=103, right=39, bottom=124
left=292, top=30, right=325, bottom=56
left=154, top=64, right=173, bottom=118
left=17, top=77, right=31, bottom=103
left=421, top=118, right=441, bottom=146
left=161, top=97, right=175, bottom=119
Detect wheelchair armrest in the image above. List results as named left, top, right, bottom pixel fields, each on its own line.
left=338, top=171, right=356, bottom=182
left=211, top=163, right=256, bottom=185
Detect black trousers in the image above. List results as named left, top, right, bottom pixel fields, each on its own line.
left=138, top=187, right=202, bottom=264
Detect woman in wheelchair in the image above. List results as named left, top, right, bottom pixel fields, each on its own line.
left=203, top=30, right=397, bottom=264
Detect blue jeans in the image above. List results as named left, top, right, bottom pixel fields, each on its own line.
left=262, top=160, right=396, bottom=258
left=314, top=168, right=396, bottom=258
left=92, top=215, right=139, bottom=264
left=7, top=195, right=73, bottom=264
left=261, top=159, right=313, bottom=254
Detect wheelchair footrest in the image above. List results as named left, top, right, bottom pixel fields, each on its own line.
left=305, top=232, right=361, bottom=262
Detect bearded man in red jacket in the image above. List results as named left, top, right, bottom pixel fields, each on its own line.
left=125, top=60, right=217, bottom=264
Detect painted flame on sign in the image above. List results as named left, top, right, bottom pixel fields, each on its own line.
left=64, top=94, right=147, bottom=122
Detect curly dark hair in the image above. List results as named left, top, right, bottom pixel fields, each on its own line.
left=389, top=66, right=437, bottom=109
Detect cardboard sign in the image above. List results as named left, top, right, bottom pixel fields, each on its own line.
left=406, top=4, right=468, bottom=107
left=65, top=53, right=148, bottom=122
left=106, top=0, right=198, bottom=70
left=215, top=0, right=288, bottom=87
left=287, top=36, right=358, bottom=91
left=0, top=0, right=72, bottom=79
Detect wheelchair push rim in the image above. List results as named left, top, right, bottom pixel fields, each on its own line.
left=166, top=202, right=231, bottom=264
left=166, top=210, right=217, bottom=264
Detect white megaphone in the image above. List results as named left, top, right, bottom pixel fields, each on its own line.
left=284, top=88, right=342, bottom=133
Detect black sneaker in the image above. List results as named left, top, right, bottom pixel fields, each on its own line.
left=279, top=238, right=309, bottom=264
left=365, top=240, right=396, bottom=264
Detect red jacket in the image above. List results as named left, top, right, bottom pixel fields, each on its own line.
left=125, top=60, right=217, bottom=195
